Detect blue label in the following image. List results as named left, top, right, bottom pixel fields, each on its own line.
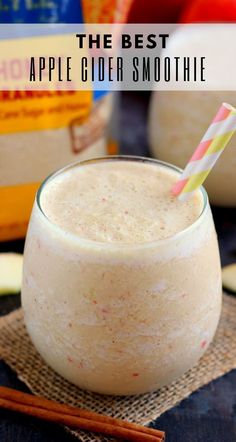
left=0, top=0, right=83, bottom=24
left=0, top=1, right=109, bottom=99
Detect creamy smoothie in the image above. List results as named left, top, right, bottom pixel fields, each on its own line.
left=40, top=161, right=202, bottom=243
left=22, top=157, right=222, bottom=395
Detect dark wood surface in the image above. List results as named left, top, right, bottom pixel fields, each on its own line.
left=1, top=92, right=236, bottom=441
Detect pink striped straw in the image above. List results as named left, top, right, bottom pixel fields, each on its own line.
left=172, top=102, right=236, bottom=200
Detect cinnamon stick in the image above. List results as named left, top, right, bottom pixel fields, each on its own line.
left=0, top=387, right=165, bottom=441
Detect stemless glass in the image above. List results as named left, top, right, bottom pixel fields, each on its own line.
left=21, top=156, right=222, bottom=395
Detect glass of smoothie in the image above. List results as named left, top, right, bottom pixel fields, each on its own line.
left=21, top=156, right=222, bottom=395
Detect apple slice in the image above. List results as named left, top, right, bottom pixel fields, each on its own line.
left=222, top=263, right=236, bottom=293
left=0, top=253, right=23, bottom=295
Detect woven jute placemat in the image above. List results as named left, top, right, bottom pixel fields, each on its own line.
left=0, top=294, right=236, bottom=442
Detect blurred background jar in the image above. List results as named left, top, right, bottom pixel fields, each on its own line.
left=149, top=90, right=236, bottom=207
left=0, top=0, right=133, bottom=242
left=147, top=0, right=236, bottom=207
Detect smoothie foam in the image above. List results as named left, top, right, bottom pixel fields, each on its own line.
left=40, top=160, right=203, bottom=244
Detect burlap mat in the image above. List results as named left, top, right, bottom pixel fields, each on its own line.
left=0, top=294, right=236, bottom=441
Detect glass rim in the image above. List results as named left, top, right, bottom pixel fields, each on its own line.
left=36, top=155, right=209, bottom=250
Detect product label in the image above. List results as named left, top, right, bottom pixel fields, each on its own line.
left=0, top=0, right=132, bottom=25
left=0, top=31, right=93, bottom=134
left=0, top=0, right=83, bottom=24
left=0, top=90, right=92, bottom=134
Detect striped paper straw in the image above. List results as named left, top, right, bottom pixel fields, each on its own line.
left=172, top=102, right=236, bottom=200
